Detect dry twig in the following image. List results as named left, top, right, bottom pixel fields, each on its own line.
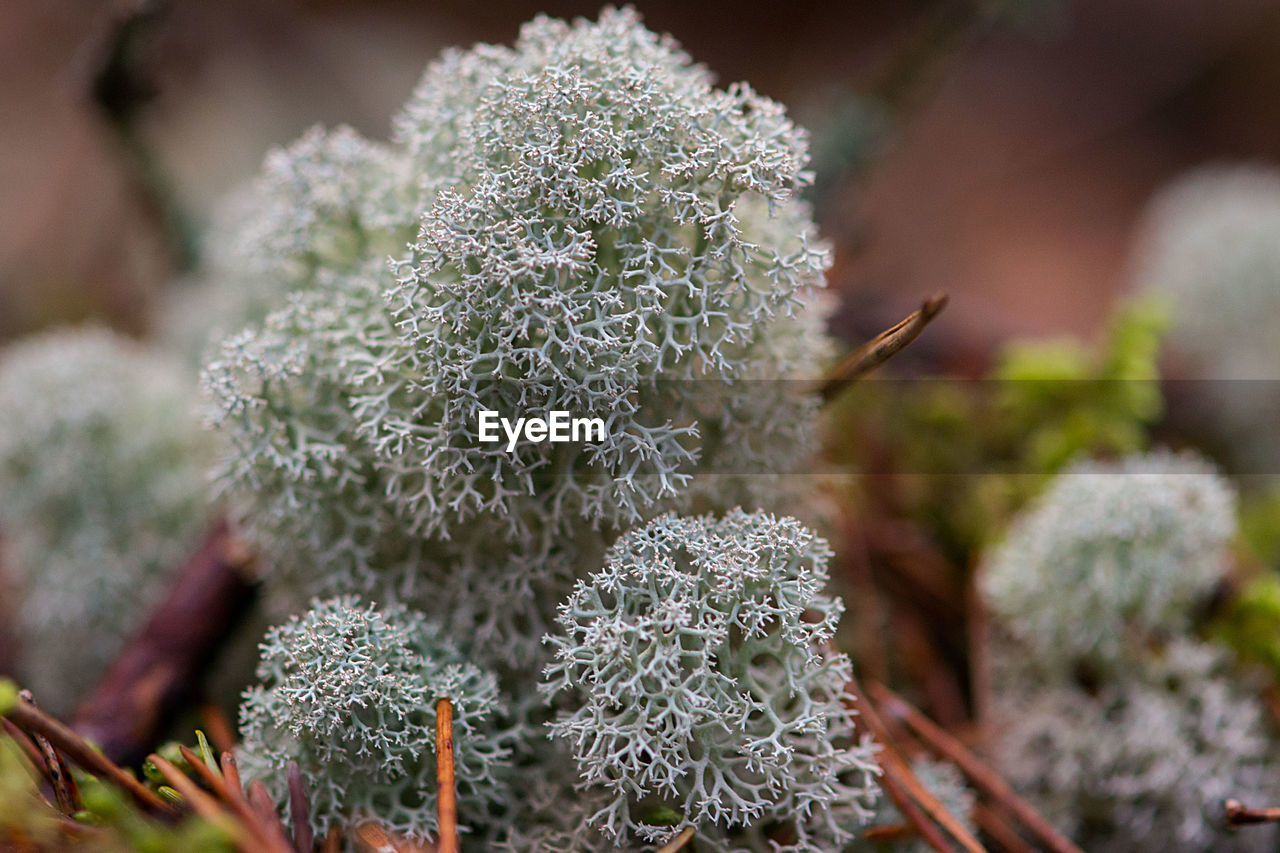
left=839, top=667, right=984, bottom=853
left=972, top=803, right=1036, bottom=853
left=2, top=686, right=175, bottom=816
left=287, top=760, right=315, bottom=853
left=820, top=293, right=949, bottom=400
left=147, top=753, right=247, bottom=844
left=435, top=697, right=458, bottom=853
left=871, top=683, right=1084, bottom=853
left=1225, top=799, right=1280, bottom=827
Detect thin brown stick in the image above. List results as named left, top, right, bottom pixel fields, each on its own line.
left=1226, top=799, right=1280, bottom=827
left=220, top=752, right=249, bottom=813
left=2, top=716, right=48, bottom=779
left=656, top=826, right=697, bottom=852
left=182, top=742, right=288, bottom=853
left=871, top=683, right=1084, bottom=853
left=2, top=688, right=175, bottom=816
left=840, top=514, right=891, bottom=686
left=840, top=667, right=981, bottom=853
left=880, top=768, right=957, bottom=853
left=435, top=697, right=458, bottom=853
left=287, top=760, right=314, bottom=853
left=862, top=822, right=913, bottom=843
left=214, top=752, right=295, bottom=853
left=354, top=822, right=436, bottom=852
left=323, top=827, right=342, bottom=853
left=820, top=293, right=949, bottom=400
left=248, top=780, right=290, bottom=836
left=18, top=691, right=80, bottom=814
left=972, top=803, right=1035, bottom=853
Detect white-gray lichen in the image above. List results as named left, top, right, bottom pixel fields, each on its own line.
left=542, top=509, right=881, bottom=850
left=983, top=449, right=1280, bottom=851
left=236, top=596, right=515, bottom=842
left=992, top=639, right=1280, bottom=853
left=1131, top=164, right=1280, bottom=471
left=1132, top=164, right=1280, bottom=381
left=201, top=7, right=834, bottom=669
left=982, top=449, right=1236, bottom=672
left=0, top=327, right=214, bottom=714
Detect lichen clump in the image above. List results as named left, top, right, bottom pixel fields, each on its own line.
left=543, top=509, right=880, bottom=849
left=984, top=450, right=1280, bottom=851
left=982, top=450, right=1236, bottom=670
left=1131, top=164, right=1280, bottom=470
left=995, top=641, right=1278, bottom=853
left=0, top=328, right=213, bottom=713
left=236, top=597, right=514, bottom=842
left=1133, top=164, right=1280, bottom=381
left=202, top=7, right=833, bottom=665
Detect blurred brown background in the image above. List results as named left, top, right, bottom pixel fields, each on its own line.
left=3, top=0, right=1280, bottom=348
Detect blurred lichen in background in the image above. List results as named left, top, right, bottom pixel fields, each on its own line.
left=0, top=327, right=214, bottom=715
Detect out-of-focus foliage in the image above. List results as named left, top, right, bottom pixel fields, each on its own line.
left=1214, top=574, right=1280, bottom=678
left=982, top=449, right=1235, bottom=672
left=826, top=299, right=1167, bottom=555
left=850, top=757, right=975, bottom=853
left=982, top=451, right=1280, bottom=851
left=992, top=640, right=1280, bottom=853
left=1132, top=164, right=1280, bottom=472
left=0, top=733, right=234, bottom=853
left=993, top=298, right=1165, bottom=475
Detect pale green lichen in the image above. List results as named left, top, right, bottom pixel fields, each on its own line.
left=1131, top=164, right=1280, bottom=471
left=982, top=449, right=1236, bottom=672
left=542, top=509, right=880, bottom=850
left=201, top=7, right=834, bottom=670
left=236, top=597, right=515, bottom=842
left=992, top=639, right=1279, bottom=853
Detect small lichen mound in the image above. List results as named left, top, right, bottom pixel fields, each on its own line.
left=236, top=597, right=514, bottom=843
left=982, top=449, right=1236, bottom=671
left=383, top=7, right=830, bottom=535
left=1131, top=165, right=1280, bottom=470
left=0, top=328, right=213, bottom=714
left=542, top=509, right=880, bottom=850
left=1133, top=164, right=1280, bottom=381
left=993, top=639, right=1279, bottom=853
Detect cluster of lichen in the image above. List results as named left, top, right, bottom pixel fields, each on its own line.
left=1132, top=164, right=1280, bottom=471
left=0, top=327, right=214, bottom=714
left=236, top=597, right=515, bottom=842
left=200, top=8, right=834, bottom=677
left=983, top=450, right=1280, bottom=851
left=543, top=510, right=881, bottom=849
left=208, top=8, right=863, bottom=850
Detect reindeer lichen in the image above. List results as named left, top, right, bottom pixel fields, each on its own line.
left=542, top=509, right=880, bottom=849
left=982, top=449, right=1236, bottom=672
left=236, top=597, right=515, bottom=842
left=201, top=7, right=833, bottom=669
